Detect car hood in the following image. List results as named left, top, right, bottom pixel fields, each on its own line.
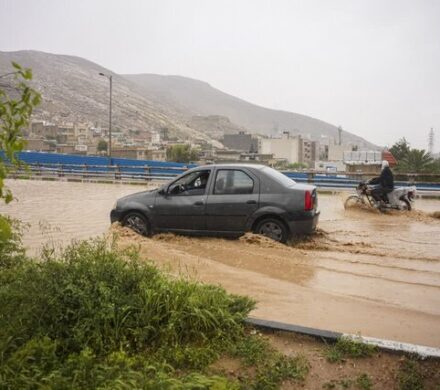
left=117, top=188, right=157, bottom=206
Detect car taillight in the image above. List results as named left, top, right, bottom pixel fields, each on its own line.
left=304, top=190, right=313, bottom=211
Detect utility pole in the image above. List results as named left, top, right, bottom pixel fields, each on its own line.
left=338, top=126, right=342, bottom=146
left=99, top=72, right=113, bottom=158
left=428, top=128, right=434, bottom=155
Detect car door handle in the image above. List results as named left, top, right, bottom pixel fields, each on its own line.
left=246, top=200, right=257, bottom=204
left=194, top=200, right=204, bottom=206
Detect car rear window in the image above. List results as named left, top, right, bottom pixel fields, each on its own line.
left=214, top=169, right=254, bottom=194
left=262, top=167, right=296, bottom=187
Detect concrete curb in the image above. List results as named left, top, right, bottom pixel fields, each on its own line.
left=245, top=318, right=440, bottom=359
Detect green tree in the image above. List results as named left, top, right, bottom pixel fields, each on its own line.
left=430, top=158, right=440, bottom=173
left=286, top=162, right=308, bottom=170
left=166, top=144, right=198, bottom=163
left=0, top=62, right=41, bottom=203
left=389, top=138, right=410, bottom=162
left=399, top=149, right=434, bottom=173
left=97, top=139, right=108, bottom=153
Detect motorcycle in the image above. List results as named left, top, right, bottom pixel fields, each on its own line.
left=344, top=181, right=416, bottom=211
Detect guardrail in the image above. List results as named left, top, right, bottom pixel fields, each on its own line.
left=282, top=170, right=440, bottom=192
left=8, top=162, right=189, bottom=182
left=7, top=162, right=440, bottom=191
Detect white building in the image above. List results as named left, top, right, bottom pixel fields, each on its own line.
left=259, top=132, right=302, bottom=164
left=259, top=131, right=318, bottom=166
left=328, top=142, right=348, bottom=161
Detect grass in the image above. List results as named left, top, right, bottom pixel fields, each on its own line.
left=322, top=373, right=372, bottom=390
left=398, top=358, right=424, bottom=390
left=0, top=235, right=255, bottom=388
left=324, top=337, right=377, bottom=363
left=0, top=221, right=310, bottom=389
left=226, top=332, right=309, bottom=389
left=356, top=373, right=373, bottom=390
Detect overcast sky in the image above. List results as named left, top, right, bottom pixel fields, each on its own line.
left=1, top=0, right=439, bottom=150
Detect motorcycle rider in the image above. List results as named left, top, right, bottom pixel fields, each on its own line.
left=369, top=160, right=394, bottom=204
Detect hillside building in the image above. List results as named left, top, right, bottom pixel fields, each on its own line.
left=258, top=131, right=318, bottom=166
left=344, top=150, right=397, bottom=173
left=111, top=147, right=166, bottom=161
left=222, top=131, right=258, bottom=152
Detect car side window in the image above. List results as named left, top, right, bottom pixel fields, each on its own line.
left=169, top=170, right=210, bottom=196
left=214, top=170, right=254, bottom=195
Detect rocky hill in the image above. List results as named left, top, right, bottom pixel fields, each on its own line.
left=0, top=50, right=375, bottom=148
left=0, top=50, right=216, bottom=144
left=125, top=73, right=376, bottom=148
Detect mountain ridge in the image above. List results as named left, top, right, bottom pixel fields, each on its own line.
left=0, top=50, right=376, bottom=148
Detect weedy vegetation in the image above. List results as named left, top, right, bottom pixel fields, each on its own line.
left=0, top=220, right=309, bottom=389
left=324, top=337, right=377, bottom=363
left=397, top=358, right=424, bottom=390
left=228, top=333, right=310, bottom=389
left=322, top=373, right=372, bottom=390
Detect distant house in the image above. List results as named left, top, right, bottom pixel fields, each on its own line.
left=146, top=149, right=166, bottom=161
left=222, top=131, right=258, bottom=152
left=215, top=149, right=242, bottom=162
left=258, top=131, right=318, bottom=167
left=111, top=147, right=166, bottom=161
left=111, top=147, right=146, bottom=160
left=25, top=138, right=55, bottom=152
left=56, top=144, right=75, bottom=154
left=344, top=150, right=397, bottom=173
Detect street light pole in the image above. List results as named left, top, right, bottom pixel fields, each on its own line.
left=99, top=72, right=112, bottom=158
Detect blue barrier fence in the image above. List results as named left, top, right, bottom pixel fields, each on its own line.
left=282, top=172, right=440, bottom=192
left=5, top=151, right=440, bottom=191
left=13, top=151, right=196, bottom=178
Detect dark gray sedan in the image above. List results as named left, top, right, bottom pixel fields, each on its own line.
left=110, top=164, right=319, bottom=243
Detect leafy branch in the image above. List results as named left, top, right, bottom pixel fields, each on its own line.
left=0, top=62, right=41, bottom=203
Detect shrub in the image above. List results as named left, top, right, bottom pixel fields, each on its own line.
left=0, top=215, right=26, bottom=268
left=0, top=238, right=254, bottom=388
left=324, top=337, right=377, bottom=363
left=398, top=359, right=424, bottom=390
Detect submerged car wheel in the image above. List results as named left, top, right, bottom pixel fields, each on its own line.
left=122, top=212, right=150, bottom=236
left=255, top=218, right=288, bottom=243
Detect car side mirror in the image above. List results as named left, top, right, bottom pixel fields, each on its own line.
left=158, top=185, right=168, bottom=196
left=168, top=184, right=185, bottom=195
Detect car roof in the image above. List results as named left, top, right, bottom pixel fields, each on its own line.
left=193, top=163, right=267, bottom=170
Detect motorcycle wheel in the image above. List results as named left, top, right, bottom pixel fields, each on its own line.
left=344, top=195, right=363, bottom=209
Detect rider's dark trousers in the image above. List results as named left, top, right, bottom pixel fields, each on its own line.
left=371, top=186, right=393, bottom=202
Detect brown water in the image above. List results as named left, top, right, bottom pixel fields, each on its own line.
left=1, top=179, right=440, bottom=348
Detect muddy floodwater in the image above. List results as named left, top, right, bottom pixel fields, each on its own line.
left=1, top=179, right=440, bottom=348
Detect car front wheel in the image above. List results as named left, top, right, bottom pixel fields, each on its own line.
left=122, top=212, right=150, bottom=236
left=255, top=218, right=288, bottom=243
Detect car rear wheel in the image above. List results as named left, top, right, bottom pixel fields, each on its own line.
left=122, top=212, right=150, bottom=236
left=255, top=218, right=288, bottom=243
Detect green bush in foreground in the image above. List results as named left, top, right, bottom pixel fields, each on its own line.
left=0, top=215, right=25, bottom=268
left=0, top=238, right=255, bottom=388
left=0, top=224, right=311, bottom=389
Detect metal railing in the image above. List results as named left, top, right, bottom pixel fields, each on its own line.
left=8, top=162, right=189, bottom=182
left=7, top=162, right=440, bottom=191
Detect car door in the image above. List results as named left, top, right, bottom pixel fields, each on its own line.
left=206, top=168, right=259, bottom=232
left=154, top=169, right=211, bottom=231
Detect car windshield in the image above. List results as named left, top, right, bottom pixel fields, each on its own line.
left=262, top=166, right=296, bottom=187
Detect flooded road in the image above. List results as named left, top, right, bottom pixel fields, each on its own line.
left=1, top=179, right=440, bottom=348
